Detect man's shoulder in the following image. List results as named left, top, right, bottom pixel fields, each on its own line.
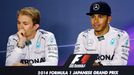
left=8, top=34, right=18, bottom=40
left=79, top=28, right=93, bottom=35
left=38, top=29, right=54, bottom=36
left=111, top=27, right=129, bottom=37
left=38, top=29, right=55, bottom=39
left=77, top=28, right=94, bottom=38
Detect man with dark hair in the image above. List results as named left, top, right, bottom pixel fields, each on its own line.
left=5, top=7, right=58, bottom=66
left=74, top=1, right=130, bottom=66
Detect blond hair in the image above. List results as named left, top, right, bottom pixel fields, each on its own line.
left=17, top=7, right=40, bottom=25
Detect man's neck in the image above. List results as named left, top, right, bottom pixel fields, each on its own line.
left=26, top=31, right=37, bottom=40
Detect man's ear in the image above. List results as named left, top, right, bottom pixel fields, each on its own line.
left=34, top=24, right=39, bottom=30
left=108, top=16, right=112, bottom=23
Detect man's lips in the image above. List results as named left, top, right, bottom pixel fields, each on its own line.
left=94, top=24, right=100, bottom=28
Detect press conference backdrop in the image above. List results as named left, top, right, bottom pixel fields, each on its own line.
left=0, top=0, right=134, bottom=66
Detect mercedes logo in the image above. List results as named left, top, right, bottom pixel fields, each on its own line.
left=93, top=4, right=100, bottom=11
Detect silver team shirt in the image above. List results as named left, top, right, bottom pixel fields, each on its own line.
left=6, top=29, right=58, bottom=66
left=74, top=26, right=130, bottom=65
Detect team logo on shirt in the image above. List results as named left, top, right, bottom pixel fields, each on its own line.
left=20, top=57, right=46, bottom=64
left=49, top=36, right=55, bottom=44
left=125, top=39, right=129, bottom=46
left=110, top=38, right=116, bottom=46
left=87, top=39, right=94, bottom=46
left=36, top=41, right=40, bottom=48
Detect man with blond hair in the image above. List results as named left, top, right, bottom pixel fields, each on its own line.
left=5, top=7, right=58, bottom=66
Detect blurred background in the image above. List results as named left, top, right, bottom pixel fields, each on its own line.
left=0, top=0, right=134, bottom=66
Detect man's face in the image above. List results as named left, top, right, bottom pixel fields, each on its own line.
left=90, top=14, right=111, bottom=32
left=17, top=15, right=38, bottom=37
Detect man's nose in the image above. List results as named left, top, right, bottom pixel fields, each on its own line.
left=94, top=17, right=99, bottom=23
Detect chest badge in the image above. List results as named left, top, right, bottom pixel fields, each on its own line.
left=125, top=39, right=129, bottom=46
left=36, top=42, right=40, bottom=48
left=110, top=38, right=116, bottom=46
left=87, top=39, right=94, bottom=46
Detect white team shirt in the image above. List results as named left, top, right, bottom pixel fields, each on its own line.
left=5, top=29, right=58, bottom=66
left=74, top=26, right=130, bottom=65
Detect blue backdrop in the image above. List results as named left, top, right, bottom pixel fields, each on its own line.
left=0, top=0, right=134, bottom=66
